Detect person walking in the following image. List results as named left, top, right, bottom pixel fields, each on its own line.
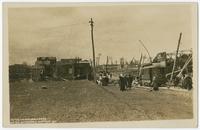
left=127, top=74, right=133, bottom=89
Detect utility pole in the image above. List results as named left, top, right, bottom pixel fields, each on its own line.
left=106, top=56, right=109, bottom=73
left=169, top=32, right=182, bottom=86
left=89, top=18, right=96, bottom=82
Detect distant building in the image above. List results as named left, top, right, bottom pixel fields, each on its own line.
left=9, top=64, right=31, bottom=82
left=125, top=64, right=138, bottom=77
left=32, top=57, right=57, bottom=81
left=56, top=58, right=91, bottom=80
left=31, top=65, right=44, bottom=81
left=60, top=59, right=80, bottom=64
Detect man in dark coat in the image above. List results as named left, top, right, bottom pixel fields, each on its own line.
left=119, top=74, right=123, bottom=91
left=127, top=74, right=133, bottom=89
left=119, top=74, right=126, bottom=91
left=124, top=75, right=128, bottom=89
left=151, top=76, right=159, bottom=91
left=121, top=74, right=126, bottom=91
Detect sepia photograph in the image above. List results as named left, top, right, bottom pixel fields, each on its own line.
left=3, top=2, right=198, bottom=127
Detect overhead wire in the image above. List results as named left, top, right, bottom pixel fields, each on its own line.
left=40, top=22, right=88, bottom=31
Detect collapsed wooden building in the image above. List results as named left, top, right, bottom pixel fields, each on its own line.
left=140, top=51, right=193, bottom=87
left=140, top=52, right=167, bottom=85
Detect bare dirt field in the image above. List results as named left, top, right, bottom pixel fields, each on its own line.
left=9, top=80, right=193, bottom=123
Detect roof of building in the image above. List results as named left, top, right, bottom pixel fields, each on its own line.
left=143, top=61, right=166, bottom=69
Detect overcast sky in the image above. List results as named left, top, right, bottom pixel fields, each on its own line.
left=7, top=3, right=197, bottom=65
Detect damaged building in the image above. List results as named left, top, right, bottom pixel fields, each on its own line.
left=32, top=57, right=57, bottom=81
left=9, top=64, right=31, bottom=82
left=31, top=57, right=91, bottom=81
left=140, top=52, right=167, bottom=86
left=140, top=51, right=193, bottom=87
left=56, top=58, right=91, bottom=80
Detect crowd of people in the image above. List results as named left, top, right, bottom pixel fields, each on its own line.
left=96, top=72, right=140, bottom=91
left=96, top=72, right=112, bottom=86
left=118, top=74, right=136, bottom=91
left=96, top=71, right=192, bottom=91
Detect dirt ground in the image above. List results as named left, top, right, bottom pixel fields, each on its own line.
left=9, top=80, right=193, bottom=123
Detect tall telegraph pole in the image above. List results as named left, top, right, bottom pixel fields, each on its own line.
left=89, top=18, right=96, bottom=82
left=169, top=32, right=182, bottom=85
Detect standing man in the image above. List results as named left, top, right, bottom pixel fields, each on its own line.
left=40, top=69, right=44, bottom=81
left=127, top=74, right=133, bottom=89
left=119, top=74, right=126, bottom=91
left=151, top=75, right=159, bottom=91
left=119, top=74, right=123, bottom=91
left=121, top=74, right=126, bottom=91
